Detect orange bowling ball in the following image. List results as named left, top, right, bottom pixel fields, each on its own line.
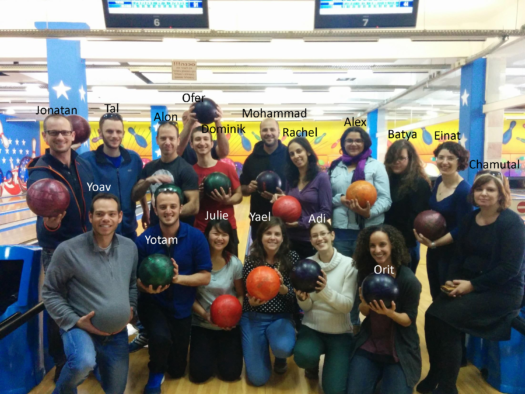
left=346, top=180, right=377, bottom=208
left=246, top=266, right=281, bottom=301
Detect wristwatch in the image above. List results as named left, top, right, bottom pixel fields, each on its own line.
left=430, top=242, right=437, bottom=249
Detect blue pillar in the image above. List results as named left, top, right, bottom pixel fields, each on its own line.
left=368, top=109, right=378, bottom=159
left=459, top=58, right=486, bottom=184
left=150, top=106, right=167, bottom=160
left=37, top=22, right=90, bottom=154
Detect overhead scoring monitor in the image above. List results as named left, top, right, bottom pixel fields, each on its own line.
left=102, top=0, right=209, bottom=28
left=314, top=0, right=419, bottom=29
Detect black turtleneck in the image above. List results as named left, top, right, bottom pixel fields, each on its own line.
left=384, top=174, right=431, bottom=248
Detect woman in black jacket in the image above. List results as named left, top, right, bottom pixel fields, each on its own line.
left=418, top=171, right=525, bottom=394
left=347, top=224, right=422, bottom=394
left=384, top=140, right=432, bottom=273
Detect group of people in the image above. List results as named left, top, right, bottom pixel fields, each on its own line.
left=28, top=106, right=525, bottom=394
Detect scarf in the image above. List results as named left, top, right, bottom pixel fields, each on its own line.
left=341, top=148, right=372, bottom=183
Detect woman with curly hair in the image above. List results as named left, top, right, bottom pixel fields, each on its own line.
left=418, top=172, right=525, bottom=394
left=413, top=141, right=473, bottom=300
left=384, top=140, right=432, bottom=273
left=329, top=126, right=391, bottom=331
left=240, top=217, right=300, bottom=386
left=347, top=224, right=422, bottom=394
left=272, top=137, right=332, bottom=259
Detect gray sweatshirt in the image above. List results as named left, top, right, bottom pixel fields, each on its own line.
left=43, top=231, right=138, bottom=334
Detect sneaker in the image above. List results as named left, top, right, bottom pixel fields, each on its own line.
left=129, top=333, right=149, bottom=353
left=273, top=358, right=288, bottom=375
left=305, top=367, right=319, bottom=380
left=143, top=373, right=165, bottom=394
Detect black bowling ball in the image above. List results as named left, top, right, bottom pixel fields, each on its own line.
left=194, top=98, right=217, bottom=124
left=291, top=259, right=322, bottom=293
left=361, top=273, right=399, bottom=308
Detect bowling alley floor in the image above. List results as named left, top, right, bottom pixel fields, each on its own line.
left=30, top=198, right=502, bottom=394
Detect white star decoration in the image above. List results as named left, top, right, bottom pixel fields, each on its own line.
left=53, top=81, right=71, bottom=100
left=22, top=139, right=26, bottom=146
left=25, top=150, right=29, bottom=154
left=461, top=89, right=469, bottom=106
left=153, top=123, right=160, bottom=133
left=155, top=149, right=161, bottom=158
left=19, top=149, right=22, bottom=154
left=79, top=86, right=86, bottom=101
left=11, top=148, right=15, bottom=154
left=16, top=158, right=20, bottom=164
left=15, top=139, right=19, bottom=145
left=1, top=158, right=5, bottom=164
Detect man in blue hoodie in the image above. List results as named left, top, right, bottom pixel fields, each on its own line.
left=27, top=114, right=94, bottom=381
left=81, top=113, right=148, bottom=240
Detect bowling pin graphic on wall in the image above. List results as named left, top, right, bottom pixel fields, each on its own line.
left=421, top=127, right=433, bottom=145
left=128, top=127, right=148, bottom=148
left=32, top=138, right=36, bottom=158
left=0, top=119, right=10, bottom=149
left=239, top=128, right=252, bottom=151
left=503, top=121, right=516, bottom=144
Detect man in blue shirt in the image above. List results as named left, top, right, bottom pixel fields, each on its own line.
left=81, top=113, right=149, bottom=240
left=135, top=185, right=211, bottom=394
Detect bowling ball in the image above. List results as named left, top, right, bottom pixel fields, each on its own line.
left=194, top=98, right=217, bottom=124
left=27, top=179, right=70, bottom=217
left=272, top=196, right=302, bottom=223
left=256, top=171, right=282, bottom=194
left=346, top=180, right=377, bottom=208
left=68, top=115, right=91, bottom=144
left=138, top=254, right=174, bottom=288
left=290, top=259, right=322, bottom=293
left=362, top=273, right=399, bottom=308
left=210, top=294, right=242, bottom=328
left=414, top=210, right=447, bottom=241
left=203, top=172, right=232, bottom=196
left=246, top=266, right=281, bottom=301
left=154, top=184, right=185, bottom=204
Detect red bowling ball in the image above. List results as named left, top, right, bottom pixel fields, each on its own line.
left=272, top=196, right=302, bottom=223
left=210, top=295, right=242, bottom=328
left=68, top=115, right=91, bottom=144
left=414, top=210, right=447, bottom=241
left=27, top=179, right=70, bottom=217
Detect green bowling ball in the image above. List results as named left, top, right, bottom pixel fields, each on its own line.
left=203, top=172, right=231, bottom=197
left=138, top=254, right=174, bottom=288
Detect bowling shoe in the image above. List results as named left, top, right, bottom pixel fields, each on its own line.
left=143, top=373, right=165, bottom=394
left=129, top=332, right=149, bottom=353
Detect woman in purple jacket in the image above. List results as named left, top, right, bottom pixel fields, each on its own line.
left=272, top=137, right=332, bottom=259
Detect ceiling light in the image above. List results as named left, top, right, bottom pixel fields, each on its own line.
left=5, top=108, right=15, bottom=115
left=329, top=87, right=352, bottom=94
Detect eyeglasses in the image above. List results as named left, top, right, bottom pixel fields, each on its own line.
left=311, top=231, right=331, bottom=240
left=476, top=170, right=503, bottom=180
left=46, top=130, right=72, bottom=137
left=436, top=155, right=458, bottom=162
left=101, top=113, right=123, bottom=121
left=395, top=156, right=408, bottom=163
left=345, top=139, right=363, bottom=145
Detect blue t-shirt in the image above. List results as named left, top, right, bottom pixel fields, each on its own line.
left=104, top=153, right=123, bottom=168
left=135, top=222, right=212, bottom=318
left=429, top=176, right=473, bottom=240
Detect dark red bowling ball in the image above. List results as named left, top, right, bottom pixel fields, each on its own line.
left=210, top=294, right=242, bottom=328
left=362, top=273, right=399, bottom=308
left=256, top=171, right=282, bottom=194
left=290, top=259, right=322, bottom=293
left=27, top=179, right=70, bottom=217
left=272, top=195, right=302, bottom=223
left=68, top=115, right=91, bottom=144
left=194, top=98, right=217, bottom=124
left=414, top=210, right=447, bottom=241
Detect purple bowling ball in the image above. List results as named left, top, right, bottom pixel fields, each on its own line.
left=194, top=98, right=217, bottom=124
left=290, top=259, right=322, bottom=293
left=256, top=171, right=282, bottom=194
left=362, top=273, right=399, bottom=308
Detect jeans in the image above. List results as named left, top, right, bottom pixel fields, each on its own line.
left=346, top=353, right=412, bottom=394
left=408, top=243, right=420, bottom=274
left=240, top=312, right=296, bottom=386
left=334, top=229, right=360, bottom=326
left=189, top=325, right=243, bottom=383
left=294, top=325, right=353, bottom=394
left=54, top=328, right=129, bottom=394
left=42, top=248, right=66, bottom=366
left=138, top=297, right=192, bottom=377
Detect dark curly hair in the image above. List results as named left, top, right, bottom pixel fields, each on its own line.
left=204, top=219, right=236, bottom=262
left=352, top=224, right=410, bottom=282
left=249, top=217, right=293, bottom=276
left=285, top=137, right=319, bottom=188
left=385, top=140, right=431, bottom=196
left=433, top=141, right=469, bottom=171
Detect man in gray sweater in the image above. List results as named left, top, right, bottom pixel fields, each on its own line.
left=43, top=193, right=138, bottom=394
